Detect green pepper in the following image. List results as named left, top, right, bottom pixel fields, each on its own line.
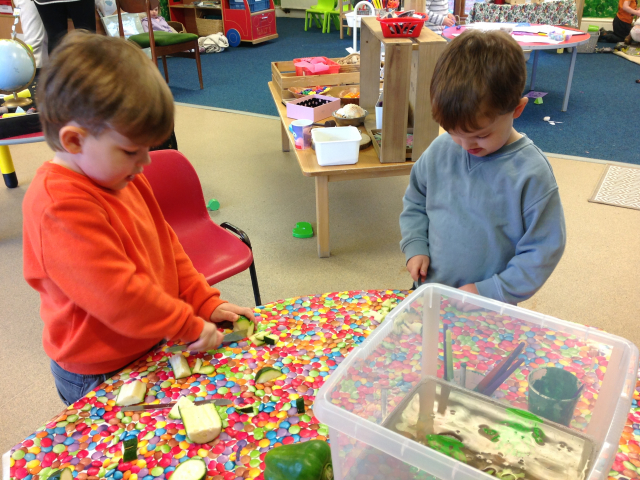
left=264, top=440, right=333, bottom=480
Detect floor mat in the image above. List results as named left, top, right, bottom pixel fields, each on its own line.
left=613, top=49, right=640, bottom=64
left=589, top=164, right=640, bottom=210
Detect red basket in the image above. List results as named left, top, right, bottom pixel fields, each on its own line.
left=377, top=13, right=428, bottom=38
left=293, top=57, right=341, bottom=76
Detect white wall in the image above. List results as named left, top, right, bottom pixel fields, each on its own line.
left=580, top=17, right=614, bottom=31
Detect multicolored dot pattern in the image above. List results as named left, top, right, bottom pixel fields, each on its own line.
left=7, top=290, right=406, bottom=480
left=6, top=291, right=638, bottom=480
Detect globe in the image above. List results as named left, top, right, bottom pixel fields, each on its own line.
left=0, top=38, right=36, bottom=108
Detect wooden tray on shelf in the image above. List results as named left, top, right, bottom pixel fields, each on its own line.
left=272, top=59, right=360, bottom=100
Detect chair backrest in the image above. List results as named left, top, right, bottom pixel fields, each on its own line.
left=118, top=0, right=148, bottom=14
left=115, top=0, right=157, bottom=59
left=145, top=150, right=212, bottom=230
left=317, top=0, right=336, bottom=10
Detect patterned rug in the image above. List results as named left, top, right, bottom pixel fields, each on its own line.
left=589, top=165, right=640, bottom=211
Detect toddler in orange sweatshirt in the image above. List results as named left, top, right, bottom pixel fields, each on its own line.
left=22, top=31, right=255, bottom=406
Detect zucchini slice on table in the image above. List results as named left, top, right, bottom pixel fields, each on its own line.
left=256, top=367, right=283, bottom=384
left=296, top=397, right=306, bottom=414
left=170, top=354, right=192, bottom=379
left=122, top=436, right=138, bottom=462
left=115, top=380, right=146, bottom=406
left=235, top=405, right=255, bottom=414
left=170, top=459, right=207, bottom=480
left=48, top=468, right=73, bottom=480
left=180, top=402, right=222, bottom=443
left=192, top=358, right=203, bottom=374
left=249, top=333, right=265, bottom=347
left=168, top=395, right=195, bottom=420
left=263, top=334, right=279, bottom=346
left=199, top=365, right=215, bottom=375
left=235, top=315, right=255, bottom=337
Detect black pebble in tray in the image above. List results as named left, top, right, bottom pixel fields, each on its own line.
left=298, top=99, right=329, bottom=108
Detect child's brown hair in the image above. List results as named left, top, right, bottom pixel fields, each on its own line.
left=38, top=30, right=174, bottom=151
left=430, top=30, right=527, bottom=133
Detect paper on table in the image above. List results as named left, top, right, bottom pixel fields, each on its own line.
left=513, top=25, right=582, bottom=36
left=464, top=22, right=518, bottom=31
left=513, top=34, right=563, bottom=44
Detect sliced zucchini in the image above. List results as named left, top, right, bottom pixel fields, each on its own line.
left=123, top=436, right=138, bottom=450
left=235, top=405, right=255, bottom=414
left=180, top=402, right=222, bottom=444
left=192, top=358, right=203, bottom=374
left=296, top=397, right=305, bottom=414
left=170, top=354, right=192, bottom=379
left=169, top=396, right=195, bottom=420
left=115, top=380, right=146, bottom=406
left=122, top=435, right=138, bottom=462
left=263, top=334, right=279, bottom=346
left=381, top=298, right=394, bottom=308
left=48, top=468, right=73, bottom=480
left=199, top=365, right=215, bottom=375
left=170, top=458, right=207, bottom=480
left=234, top=315, right=255, bottom=337
left=256, top=367, right=283, bottom=384
left=249, top=333, right=265, bottom=347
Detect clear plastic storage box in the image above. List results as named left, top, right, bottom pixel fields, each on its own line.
left=315, top=284, right=638, bottom=480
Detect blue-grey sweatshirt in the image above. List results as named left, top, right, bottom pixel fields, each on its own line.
left=400, top=133, right=566, bottom=304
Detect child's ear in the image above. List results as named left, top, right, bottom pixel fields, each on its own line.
left=512, top=97, right=528, bottom=119
left=59, top=125, right=88, bottom=154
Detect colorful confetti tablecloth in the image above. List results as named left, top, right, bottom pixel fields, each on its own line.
left=4, top=290, right=640, bottom=480
left=468, top=0, right=578, bottom=28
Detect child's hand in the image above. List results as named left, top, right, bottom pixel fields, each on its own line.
left=459, top=283, right=479, bottom=295
left=187, top=321, right=224, bottom=352
left=407, top=255, right=430, bottom=284
left=443, top=16, right=455, bottom=27
left=210, top=303, right=256, bottom=324
left=451, top=284, right=482, bottom=312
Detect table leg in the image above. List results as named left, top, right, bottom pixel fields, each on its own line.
left=562, top=46, right=578, bottom=112
left=353, top=23, right=358, bottom=53
left=315, top=176, right=330, bottom=258
left=281, top=122, right=290, bottom=152
left=529, top=50, right=539, bottom=92
left=339, top=0, right=344, bottom=39
left=0, top=145, right=18, bottom=188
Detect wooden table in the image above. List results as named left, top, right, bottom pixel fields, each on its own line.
left=269, top=82, right=415, bottom=258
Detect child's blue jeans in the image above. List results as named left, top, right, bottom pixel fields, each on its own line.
left=50, top=360, right=121, bottom=406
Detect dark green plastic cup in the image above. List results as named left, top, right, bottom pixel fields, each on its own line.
left=528, top=367, right=582, bottom=427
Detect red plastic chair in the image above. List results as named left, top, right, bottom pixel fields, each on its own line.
left=145, top=150, right=261, bottom=306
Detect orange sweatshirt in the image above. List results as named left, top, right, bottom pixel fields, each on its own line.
left=23, top=162, right=225, bottom=374
left=618, top=0, right=637, bottom=24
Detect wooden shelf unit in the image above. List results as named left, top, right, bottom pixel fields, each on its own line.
left=359, top=16, right=446, bottom=163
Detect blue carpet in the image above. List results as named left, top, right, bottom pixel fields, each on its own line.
left=516, top=45, right=639, bottom=164
left=166, top=17, right=352, bottom=117
left=166, top=23, right=640, bottom=164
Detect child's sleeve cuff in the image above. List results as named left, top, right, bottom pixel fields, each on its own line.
left=475, top=276, right=504, bottom=304
left=403, top=241, right=430, bottom=264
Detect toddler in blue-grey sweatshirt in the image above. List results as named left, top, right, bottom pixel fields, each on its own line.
left=400, top=30, right=566, bottom=305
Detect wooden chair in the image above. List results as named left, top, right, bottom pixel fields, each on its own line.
left=116, top=0, right=203, bottom=89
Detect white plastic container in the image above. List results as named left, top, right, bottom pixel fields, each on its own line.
left=312, top=126, right=361, bottom=166
left=315, top=284, right=638, bottom=480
